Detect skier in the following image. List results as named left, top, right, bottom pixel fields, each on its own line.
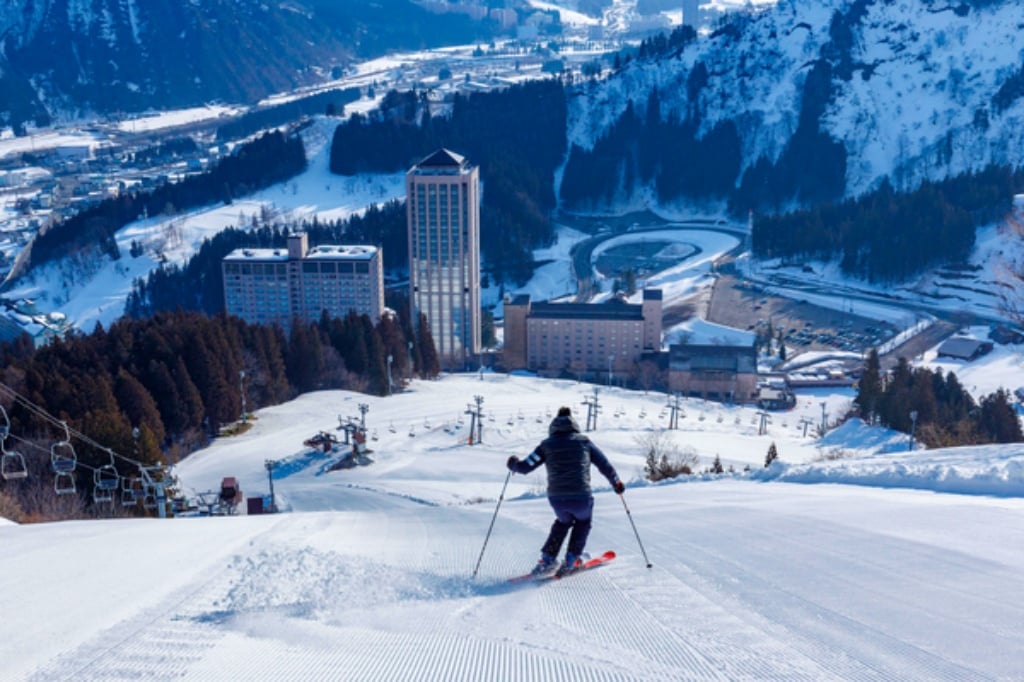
left=507, top=406, right=625, bottom=576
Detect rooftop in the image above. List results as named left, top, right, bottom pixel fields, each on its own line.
left=410, top=148, right=474, bottom=175
left=415, top=148, right=467, bottom=168
left=224, top=244, right=378, bottom=262
left=530, top=300, right=644, bottom=322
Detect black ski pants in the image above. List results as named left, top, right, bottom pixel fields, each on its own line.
left=541, top=496, right=594, bottom=558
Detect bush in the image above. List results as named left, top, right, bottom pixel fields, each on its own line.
left=638, top=431, right=699, bottom=482
left=0, top=489, right=25, bottom=523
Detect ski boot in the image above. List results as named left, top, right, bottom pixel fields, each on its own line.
left=530, top=552, right=558, bottom=577
left=556, top=552, right=586, bottom=577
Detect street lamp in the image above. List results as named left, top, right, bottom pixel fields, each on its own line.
left=909, top=410, right=918, bottom=451
left=407, top=341, right=413, bottom=382
left=387, top=354, right=393, bottom=396
left=239, top=370, right=247, bottom=423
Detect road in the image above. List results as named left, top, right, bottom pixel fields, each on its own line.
left=563, top=213, right=747, bottom=302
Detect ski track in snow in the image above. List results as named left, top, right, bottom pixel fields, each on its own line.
left=22, top=482, right=1024, bottom=680
left=7, top=376, right=1024, bottom=681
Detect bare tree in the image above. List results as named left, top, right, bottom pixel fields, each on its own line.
left=631, top=358, right=665, bottom=394
left=636, top=430, right=699, bottom=482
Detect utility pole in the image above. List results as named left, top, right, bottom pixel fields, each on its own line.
left=820, top=401, right=828, bottom=435
left=358, top=403, right=369, bottom=430
left=756, top=409, right=771, bottom=436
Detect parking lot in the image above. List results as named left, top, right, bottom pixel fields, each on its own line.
left=707, top=275, right=900, bottom=357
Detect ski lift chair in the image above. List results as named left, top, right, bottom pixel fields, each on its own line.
left=1, top=448, right=27, bottom=480
left=92, top=449, right=119, bottom=502
left=120, top=477, right=139, bottom=506
left=0, top=407, right=28, bottom=480
left=51, top=422, right=77, bottom=474
left=54, top=472, right=76, bottom=495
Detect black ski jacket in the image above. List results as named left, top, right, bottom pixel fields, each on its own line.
left=511, top=415, right=620, bottom=499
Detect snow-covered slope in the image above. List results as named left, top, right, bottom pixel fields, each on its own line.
left=0, top=0, right=350, bottom=122
left=569, top=0, right=1024, bottom=196
left=2, top=373, right=1024, bottom=680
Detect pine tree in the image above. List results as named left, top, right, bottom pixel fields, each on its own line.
left=711, top=454, right=724, bottom=474
left=765, top=442, right=779, bottom=467
left=416, top=313, right=441, bottom=378
left=978, top=389, right=1024, bottom=443
left=114, top=369, right=166, bottom=445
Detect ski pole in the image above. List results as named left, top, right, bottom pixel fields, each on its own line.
left=472, top=470, right=512, bottom=579
left=619, top=492, right=652, bottom=569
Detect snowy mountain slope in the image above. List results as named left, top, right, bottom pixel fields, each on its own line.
left=568, top=0, right=1024, bottom=196
left=3, top=374, right=1024, bottom=680
left=0, top=0, right=351, bottom=122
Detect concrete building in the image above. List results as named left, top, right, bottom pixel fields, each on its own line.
left=667, top=341, right=758, bottom=403
left=222, top=233, right=384, bottom=329
left=503, top=290, right=663, bottom=379
left=407, top=149, right=481, bottom=368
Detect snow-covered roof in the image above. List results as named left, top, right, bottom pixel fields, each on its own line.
left=223, top=244, right=378, bottom=262
left=677, top=318, right=755, bottom=346
left=306, top=245, right=378, bottom=261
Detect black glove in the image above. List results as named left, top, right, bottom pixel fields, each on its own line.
left=613, top=480, right=625, bottom=494
left=507, top=456, right=519, bottom=471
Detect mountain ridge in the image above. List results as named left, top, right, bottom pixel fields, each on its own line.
left=566, top=0, right=1024, bottom=203
left=0, top=0, right=493, bottom=132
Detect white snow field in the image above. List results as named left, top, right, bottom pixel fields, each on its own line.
left=3, top=374, right=1024, bottom=681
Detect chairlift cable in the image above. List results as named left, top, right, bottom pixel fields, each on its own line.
left=0, top=381, right=149, bottom=469
left=5, top=432, right=119, bottom=475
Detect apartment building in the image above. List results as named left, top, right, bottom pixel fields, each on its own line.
left=503, top=289, right=663, bottom=378
left=407, top=149, right=481, bottom=368
left=222, top=232, right=384, bottom=329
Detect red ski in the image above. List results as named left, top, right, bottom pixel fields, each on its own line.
left=551, top=550, right=616, bottom=579
left=509, top=550, right=616, bottom=583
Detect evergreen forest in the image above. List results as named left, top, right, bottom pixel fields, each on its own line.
left=753, top=166, right=1024, bottom=281
left=0, top=307, right=439, bottom=520
left=854, top=350, right=1022, bottom=447
left=215, top=87, right=361, bottom=141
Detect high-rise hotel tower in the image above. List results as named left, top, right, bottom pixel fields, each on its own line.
left=406, top=149, right=481, bottom=368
